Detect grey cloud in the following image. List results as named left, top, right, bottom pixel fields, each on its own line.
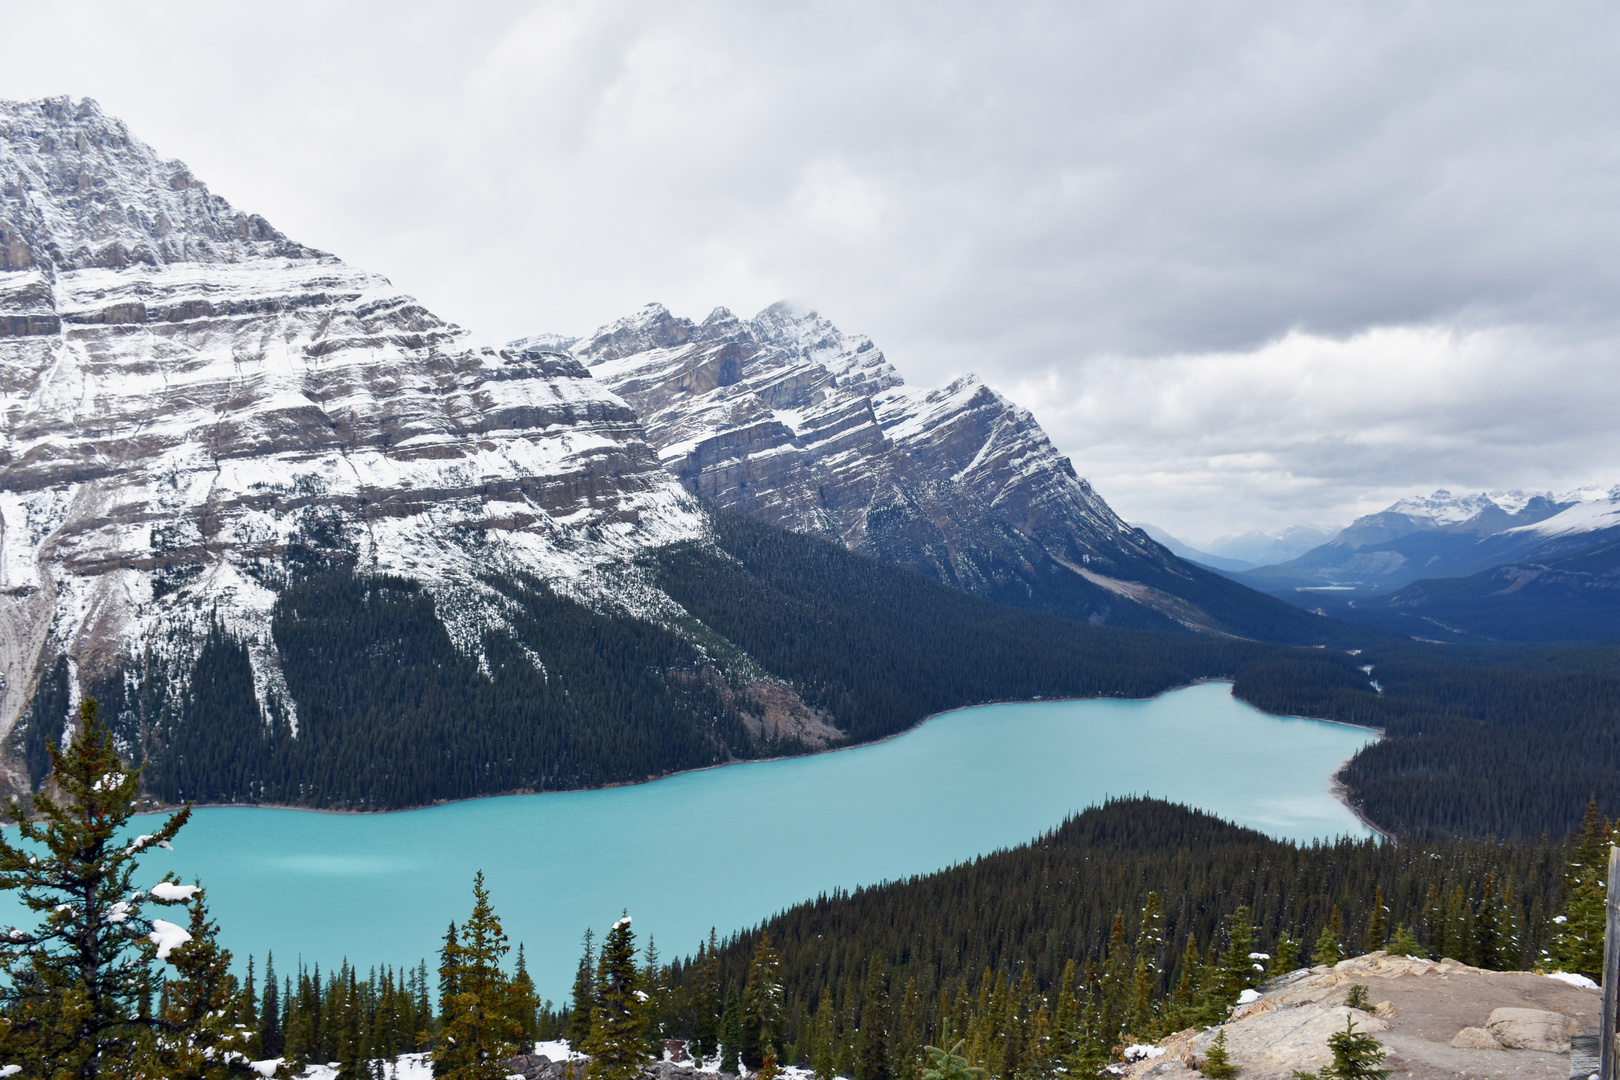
left=1, top=0, right=1616, bottom=538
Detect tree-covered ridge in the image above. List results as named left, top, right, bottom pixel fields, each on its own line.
left=1234, top=639, right=1620, bottom=838
left=13, top=511, right=1296, bottom=811
left=653, top=798, right=1573, bottom=1076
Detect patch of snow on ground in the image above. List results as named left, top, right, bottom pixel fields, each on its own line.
left=1236, top=988, right=1262, bottom=1004
left=1547, top=971, right=1600, bottom=990
left=1121, top=1044, right=1166, bottom=1061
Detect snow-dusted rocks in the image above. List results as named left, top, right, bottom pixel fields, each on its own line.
left=0, top=97, right=703, bottom=753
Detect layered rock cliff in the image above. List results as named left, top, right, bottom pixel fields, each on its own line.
left=521, top=303, right=1324, bottom=639
left=0, top=97, right=704, bottom=759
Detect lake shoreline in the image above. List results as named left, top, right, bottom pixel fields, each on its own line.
left=129, top=678, right=1387, bottom=829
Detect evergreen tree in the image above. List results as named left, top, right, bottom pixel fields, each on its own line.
left=513, top=944, right=541, bottom=1047
left=1312, top=910, right=1343, bottom=968
left=1169, top=936, right=1202, bottom=1030
left=1295, top=1016, right=1389, bottom=1080
left=920, top=1040, right=985, bottom=1080
left=856, top=956, right=889, bottom=1080
left=568, top=928, right=596, bottom=1049
left=1097, top=913, right=1132, bottom=1049
left=584, top=913, right=649, bottom=1080
left=1200, top=1028, right=1236, bottom=1079
left=810, top=993, right=838, bottom=1080
left=439, top=922, right=461, bottom=1031
left=1551, top=799, right=1610, bottom=978
left=0, top=697, right=213, bottom=1078
left=1444, top=885, right=1476, bottom=965
left=1267, top=933, right=1299, bottom=979
left=1385, top=926, right=1420, bottom=959
left=692, top=930, right=722, bottom=1061
left=1049, top=960, right=1081, bottom=1063
left=1363, top=888, right=1387, bottom=955
left=434, top=872, right=522, bottom=1080
left=742, top=933, right=784, bottom=1068
left=262, top=953, right=283, bottom=1057
left=1216, top=907, right=1261, bottom=1003
left=720, top=988, right=744, bottom=1075
left=893, top=976, right=923, bottom=1080
left=154, top=889, right=258, bottom=1077
left=640, top=936, right=666, bottom=1053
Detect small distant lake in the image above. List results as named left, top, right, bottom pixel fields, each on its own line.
left=78, top=682, right=1376, bottom=1000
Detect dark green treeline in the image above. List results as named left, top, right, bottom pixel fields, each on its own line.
left=652, top=798, right=1565, bottom=1075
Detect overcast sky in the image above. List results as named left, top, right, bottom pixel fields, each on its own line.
left=3, top=1, right=1617, bottom=543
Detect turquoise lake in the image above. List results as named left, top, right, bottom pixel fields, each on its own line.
left=104, top=681, right=1373, bottom=1000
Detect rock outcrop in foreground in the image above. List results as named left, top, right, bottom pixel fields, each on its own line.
left=1122, top=952, right=1600, bottom=1080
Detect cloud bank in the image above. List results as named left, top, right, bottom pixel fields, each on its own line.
left=2, top=0, right=1616, bottom=540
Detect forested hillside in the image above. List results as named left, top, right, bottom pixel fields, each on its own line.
left=653, top=797, right=1581, bottom=1077
left=1234, top=640, right=1620, bottom=838
left=11, top=513, right=1295, bottom=810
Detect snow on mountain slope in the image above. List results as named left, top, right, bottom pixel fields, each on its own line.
left=0, top=97, right=703, bottom=749
left=1505, top=487, right=1620, bottom=539
left=522, top=302, right=1310, bottom=637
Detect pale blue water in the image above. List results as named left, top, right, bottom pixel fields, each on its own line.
left=38, top=682, right=1376, bottom=1001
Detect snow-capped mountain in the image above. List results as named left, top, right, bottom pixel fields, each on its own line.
left=0, top=97, right=704, bottom=764
left=521, top=303, right=1323, bottom=639
left=1237, top=486, right=1620, bottom=641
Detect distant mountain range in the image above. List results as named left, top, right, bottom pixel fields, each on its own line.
left=1229, top=488, right=1620, bottom=641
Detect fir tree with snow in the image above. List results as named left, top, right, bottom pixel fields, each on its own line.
left=743, top=932, right=785, bottom=1068
left=433, top=872, right=522, bottom=1080
left=0, top=697, right=245, bottom=1078
left=583, top=912, right=650, bottom=1080
left=1551, top=798, right=1610, bottom=979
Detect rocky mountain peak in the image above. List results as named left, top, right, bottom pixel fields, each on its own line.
left=0, top=96, right=317, bottom=273
left=518, top=301, right=1292, bottom=637
left=0, top=98, right=701, bottom=757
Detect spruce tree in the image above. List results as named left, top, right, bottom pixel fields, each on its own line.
left=1363, top=887, right=1387, bottom=955
left=1312, top=910, right=1343, bottom=968
left=513, top=944, right=541, bottom=1048
left=720, top=988, right=744, bottom=1074
left=1170, top=936, right=1202, bottom=1029
left=692, top=930, right=722, bottom=1061
left=1267, top=933, right=1299, bottom=979
left=1385, top=925, right=1420, bottom=959
left=743, top=933, right=784, bottom=1068
left=583, top=912, right=649, bottom=1080
left=1295, top=1016, right=1388, bottom=1080
left=1216, top=907, right=1260, bottom=1002
left=640, top=936, right=665, bottom=1053
left=1200, top=1028, right=1236, bottom=1079
left=568, top=928, right=597, bottom=1050
left=262, top=953, right=283, bottom=1057
left=0, top=697, right=217, bottom=1079
left=153, top=888, right=258, bottom=1077
left=811, top=992, right=837, bottom=1080
left=1552, top=799, right=1611, bottom=978
left=920, top=1039, right=985, bottom=1080
left=439, top=922, right=461, bottom=1031
left=855, top=956, right=889, bottom=1080
left=434, top=872, right=522, bottom=1080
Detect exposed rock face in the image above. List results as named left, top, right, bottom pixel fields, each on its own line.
left=0, top=97, right=704, bottom=749
left=521, top=302, right=1270, bottom=635
left=1122, top=952, right=1600, bottom=1080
